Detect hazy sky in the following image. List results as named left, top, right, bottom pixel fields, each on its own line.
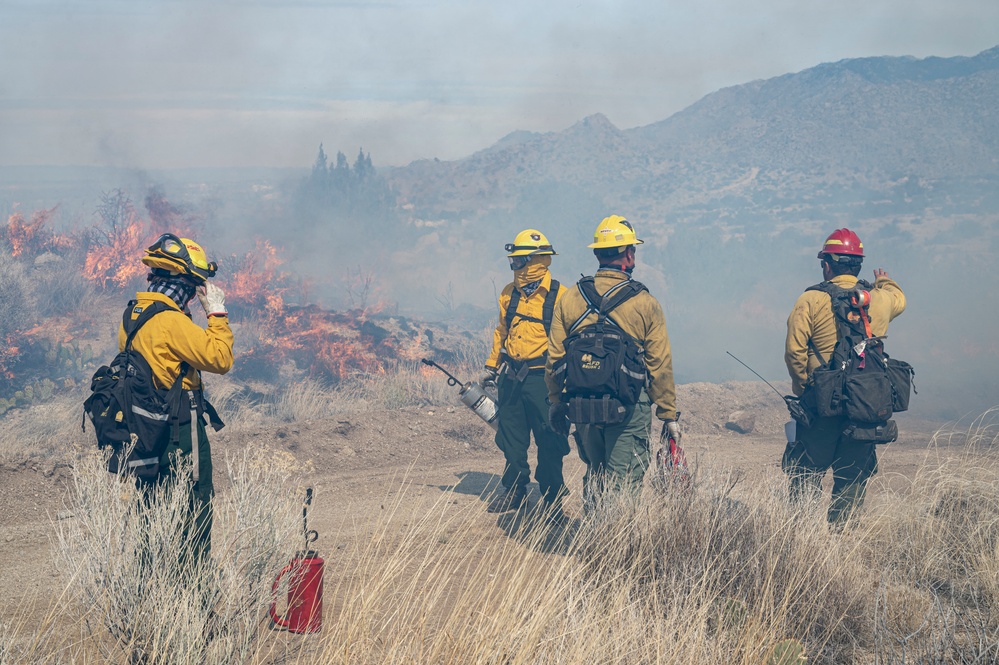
left=1, top=0, right=996, bottom=169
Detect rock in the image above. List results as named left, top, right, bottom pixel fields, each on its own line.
left=725, top=411, right=756, bottom=434
left=33, top=252, right=62, bottom=268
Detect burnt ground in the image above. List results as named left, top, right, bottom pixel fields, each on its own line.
left=0, top=380, right=954, bottom=653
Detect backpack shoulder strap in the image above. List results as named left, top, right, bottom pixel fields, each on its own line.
left=599, top=279, right=648, bottom=317
left=805, top=281, right=841, bottom=297
left=503, top=287, right=521, bottom=332
left=568, top=277, right=601, bottom=334
left=503, top=280, right=562, bottom=335
left=121, top=300, right=175, bottom=351
left=540, top=279, right=560, bottom=335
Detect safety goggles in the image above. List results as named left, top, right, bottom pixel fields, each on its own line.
left=504, top=243, right=554, bottom=255
left=147, top=233, right=218, bottom=279
left=508, top=255, right=531, bottom=270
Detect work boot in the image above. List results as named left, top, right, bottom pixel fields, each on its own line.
left=487, top=487, right=525, bottom=513
left=541, top=503, right=569, bottom=531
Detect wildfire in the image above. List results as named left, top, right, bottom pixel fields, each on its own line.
left=83, top=219, right=150, bottom=289
left=5, top=208, right=72, bottom=258
left=223, top=239, right=289, bottom=318
left=3, top=200, right=446, bottom=401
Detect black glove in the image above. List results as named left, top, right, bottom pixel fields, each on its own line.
left=548, top=401, right=570, bottom=437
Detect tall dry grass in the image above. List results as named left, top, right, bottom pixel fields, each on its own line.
left=0, top=389, right=91, bottom=468
left=36, top=447, right=303, bottom=665
left=4, top=413, right=998, bottom=663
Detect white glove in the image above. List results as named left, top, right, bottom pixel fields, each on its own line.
left=197, top=283, right=227, bottom=317
left=479, top=367, right=499, bottom=389
left=666, top=420, right=682, bottom=445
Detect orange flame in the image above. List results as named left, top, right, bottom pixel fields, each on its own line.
left=5, top=207, right=71, bottom=257
left=223, top=240, right=290, bottom=318
left=82, top=220, right=150, bottom=289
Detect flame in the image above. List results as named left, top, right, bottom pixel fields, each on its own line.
left=5, top=207, right=71, bottom=257
left=0, top=334, right=19, bottom=382
left=3, top=203, right=432, bottom=393
left=223, top=240, right=289, bottom=317
left=83, top=219, right=150, bottom=289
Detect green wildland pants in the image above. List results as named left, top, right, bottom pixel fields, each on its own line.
left=495, top=369, right=570, bottom=505
left=156, top=417, right=215, bottom=563
left=580, top=393, right=652, bottom=504
left=783, top=414, right=878, bottom=525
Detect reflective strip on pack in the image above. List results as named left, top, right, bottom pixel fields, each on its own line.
left=127, top=457, right=160, bottom=469
left=621, top=365, right=646, bottom=381
left=132, top=405, right=169, bottom=421
left=191, top=406, right=200, bottom=483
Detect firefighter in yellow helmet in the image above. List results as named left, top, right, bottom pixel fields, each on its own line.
left=545, top=215, right=679, bottom=508
left=122, top=232, right=234, bottom=561
left=482, top=229, right=569, bottom=522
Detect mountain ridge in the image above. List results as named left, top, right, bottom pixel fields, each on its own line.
left=386, top=45, right=999, bottom=219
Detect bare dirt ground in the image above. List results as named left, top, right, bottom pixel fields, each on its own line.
left=0, top=380, right=955, bottom=653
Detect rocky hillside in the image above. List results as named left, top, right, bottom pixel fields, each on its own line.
left=386, top=46, right=999, bottom=222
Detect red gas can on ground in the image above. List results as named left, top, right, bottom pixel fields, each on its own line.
left=270, top=551, right=324, bottom=634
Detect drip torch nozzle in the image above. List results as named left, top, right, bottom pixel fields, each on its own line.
left=303, top=487, right=318, bottom=546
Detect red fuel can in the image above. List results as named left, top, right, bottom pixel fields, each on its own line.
left=270, top=551, right=324, bottom=633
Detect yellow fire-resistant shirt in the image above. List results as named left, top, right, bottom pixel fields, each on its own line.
left=118, top=292, right=235, bottom=391
left=785, top=274, right=906, bottom=396
left=545, top=269, right=677, bottom=421
left=486, top=271, right=565, bottom=369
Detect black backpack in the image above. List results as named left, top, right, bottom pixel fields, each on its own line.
left=801, top=281, right=915, bottom=443
left=551, top=277, right=648, bottom=425
left=83, top=301, right=190, bottom=481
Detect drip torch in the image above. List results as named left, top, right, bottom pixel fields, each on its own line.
left=270, top=487, right=324, bottom=634
left=421, top=358, right=499, bottom=430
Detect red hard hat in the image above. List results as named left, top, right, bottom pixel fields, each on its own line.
left=818, top=228, right=864, bottom=258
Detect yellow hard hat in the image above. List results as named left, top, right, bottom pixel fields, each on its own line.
left=142, top=233, right=217, bottom=284
left=505, top=229, right=557, bottom=257
left=588, top=215, right=644, bottom=251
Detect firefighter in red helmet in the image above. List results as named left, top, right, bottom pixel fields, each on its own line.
left=783, top=228, right=906, bottom=525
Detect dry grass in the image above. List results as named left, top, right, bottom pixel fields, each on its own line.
left=25, top=447, right=303, bottom=665
left=0, top=389, right=91, bottom=468
left=209, top=357, right=483, bottom=430
left=4, top=402, right=999, bottom=663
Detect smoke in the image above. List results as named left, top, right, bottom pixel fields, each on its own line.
left=3, top=1, right=999, bottom=168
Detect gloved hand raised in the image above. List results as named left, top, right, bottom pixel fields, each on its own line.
left=479, top=367, right=499, bottom=389
left=548, top=401, right=570, bottom=438
left=197, top=283, right=227, bottom=317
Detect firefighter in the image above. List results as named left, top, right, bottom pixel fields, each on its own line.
left=545, top=215, right=679, bottom=507
left=784, top=228, right=906, bottom=525
left=482, top=229, right=569, bottom=521
left=124, top=233, right=234, bottom=561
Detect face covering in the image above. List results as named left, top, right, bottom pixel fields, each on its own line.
left=147, top=272, right=197, bottom=315
left=513, top=255, right=551, bottom=290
